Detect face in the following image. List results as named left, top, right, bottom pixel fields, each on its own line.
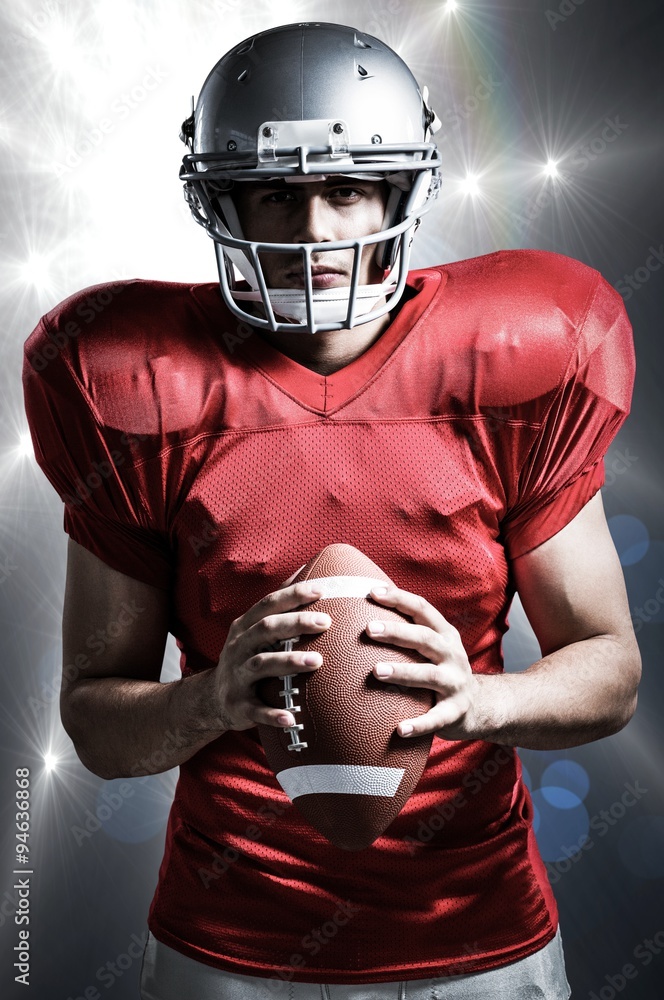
left=232, top=177, right=390, bottom=290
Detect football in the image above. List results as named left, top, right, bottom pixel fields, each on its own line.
left=257, top=544, right=435, bottom=850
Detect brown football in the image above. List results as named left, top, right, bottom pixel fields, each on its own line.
left=257, top=544, right=434, bottom=850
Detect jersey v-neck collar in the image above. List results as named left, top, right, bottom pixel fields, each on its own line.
left=195, top=270, right=445, bottom=416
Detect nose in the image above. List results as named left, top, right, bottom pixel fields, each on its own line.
left=292, top=193, right=334, bottom=244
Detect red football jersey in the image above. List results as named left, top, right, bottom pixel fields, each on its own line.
left=22, top=250, right=634, bottom=983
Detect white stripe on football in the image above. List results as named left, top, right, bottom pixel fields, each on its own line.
left=276, top=764, right=406, bottom=799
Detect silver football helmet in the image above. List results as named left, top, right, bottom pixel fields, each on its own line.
left=179, top=22, right=441, bottom=334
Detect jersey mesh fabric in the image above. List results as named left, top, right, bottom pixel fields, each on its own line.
left=22, top=250, right=635, bottom=984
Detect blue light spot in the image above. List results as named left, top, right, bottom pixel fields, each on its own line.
left=542, top=760, right=590, bottom=802
left=520, top=762, right=532, bottom=791
left=532, top=799, right=541, bottom=835
left=531, top=789, right=590, bottom=862
left=96, top=774, right=176, bottom=844
left=608, top=515, right=650, bottom=566
left=540, top=785, right=582, bottom=810
left=617, top=817, right=664, bottom=879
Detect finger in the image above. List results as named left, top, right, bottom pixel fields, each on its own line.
left=239, top=580, right=325, bottom=632
left=245, top=648, right=323, bottom=679
left=395, top=697, right=469, bottom=739
left=365, top=618, right=447, bottom=663
left=242, top=695, right=300, bottom=730
left=368, top=586, right=457, bottom=639
left=238, top=609, right=331, bottom=661
left=372, top=660, right=459, bottom=696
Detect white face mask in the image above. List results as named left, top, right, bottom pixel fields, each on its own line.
left=231, top=276, right=399, bottom=328
left=207, top=169, right=434, bottom=334
left=213, top=233, right=412, bottom=334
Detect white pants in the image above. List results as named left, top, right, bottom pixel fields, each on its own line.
left=139, top=925, right=571, bottom=999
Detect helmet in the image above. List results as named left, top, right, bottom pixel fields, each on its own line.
left=179, top=22, right=441, bottom=334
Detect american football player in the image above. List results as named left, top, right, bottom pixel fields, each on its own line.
left=23, top=22, right=639, bottom=1000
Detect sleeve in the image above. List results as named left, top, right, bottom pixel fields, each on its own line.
left=501, top=272, right=635, bottom=560
left=22, top=317, right=175, bottom=591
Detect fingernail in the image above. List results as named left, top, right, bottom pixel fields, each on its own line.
left=309, top=586, right=323, bottom=596
left=374, top=663, right=393, bottom=677
left=371, top=586, right=388, bottom=596
left=367, top=620, right=385, bottom=634
left=278, top=714, right=293, bottom=726
left=400, top=723, right=414, bottom=736
left=314, top=614, right=331, bottom=626
left=303, top=653, right=321, bottom=666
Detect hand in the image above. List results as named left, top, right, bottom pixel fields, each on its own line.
left=211, top=581, right=330, bottom=732
left=365, top=585, right=481, bottom=741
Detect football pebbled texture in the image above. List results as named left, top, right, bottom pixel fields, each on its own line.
left=257, top=544, right=435, bottom=850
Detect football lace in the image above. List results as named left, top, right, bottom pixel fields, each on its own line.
left=279, top=639, right=308, bottom=752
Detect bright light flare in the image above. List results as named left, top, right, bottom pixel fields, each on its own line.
left=40, top=24, right=81, bottom=73
left=20, top=254, right=52, bottom=288
left=445, top=0, right=459, bottom=11
left=459, top=174, right=480, bottom=196
left=44, top=752, right=59, bottom=772
left=544, top=159, right=560, bottom=179
left=17, top=433, right=34, bottom=459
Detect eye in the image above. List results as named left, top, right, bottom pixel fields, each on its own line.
left=262, top=190, right=296, bottom=204
left=328, top=186, right=364, bottom=200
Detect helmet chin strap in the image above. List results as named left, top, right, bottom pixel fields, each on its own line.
left=231, top=275, right=398, bottom=327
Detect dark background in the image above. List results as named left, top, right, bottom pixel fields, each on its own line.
left=1, top=1, right=662, bottom=997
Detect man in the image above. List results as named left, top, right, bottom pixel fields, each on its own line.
left=23, top=22, right=639, bottom=1000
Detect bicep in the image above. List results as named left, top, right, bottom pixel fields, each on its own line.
left=511, top=492, right=636, bottom=656
left=61, top=537, right=170, bottom=701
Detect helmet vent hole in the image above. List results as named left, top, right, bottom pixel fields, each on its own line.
left=236, top=41, right=254, bottom=54
left=354, top=35, right=372, bottom=48
left=237, top=69, right=249, bottom=83
left=357, top=65, right=368, bottom=77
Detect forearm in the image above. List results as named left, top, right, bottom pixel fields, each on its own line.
left=473, top=634, right=641, bottom=750
left=62, top=669, right=227, bottom=779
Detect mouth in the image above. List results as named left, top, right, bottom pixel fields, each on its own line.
left=285, top=266, right=349, bottom=290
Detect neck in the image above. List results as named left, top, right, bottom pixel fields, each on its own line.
left=254, top=310, right=393, bottom=375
